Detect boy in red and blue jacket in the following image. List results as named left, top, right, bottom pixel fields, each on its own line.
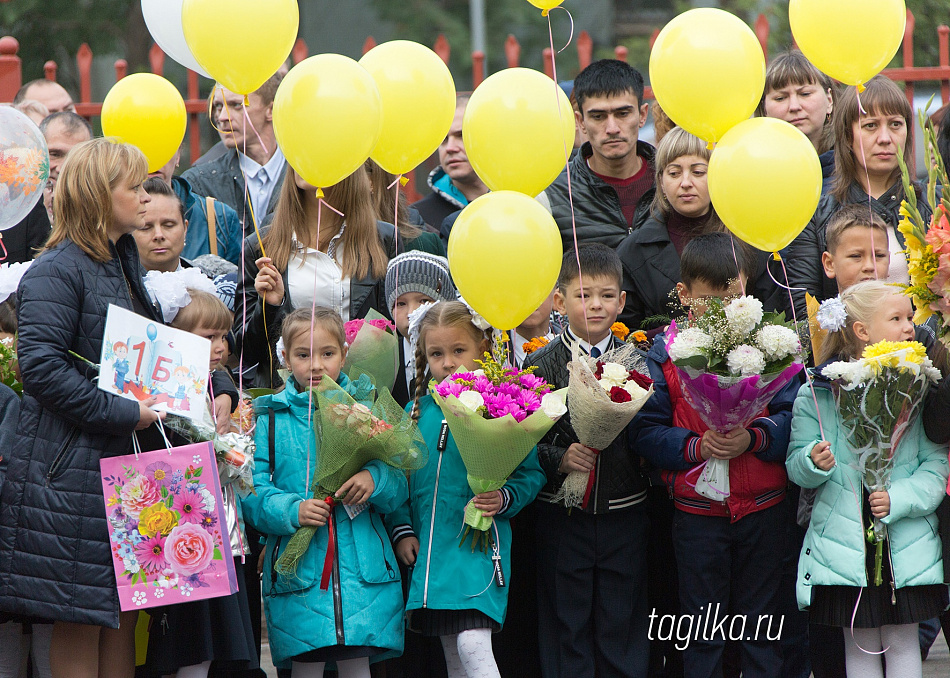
left=632, top=233, right=800, bottom=678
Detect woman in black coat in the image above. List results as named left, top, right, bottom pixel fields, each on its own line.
left=0, top=139, right=164, bottom=678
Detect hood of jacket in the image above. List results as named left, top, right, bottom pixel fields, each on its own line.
left=426, top=166, right=468, bottom=211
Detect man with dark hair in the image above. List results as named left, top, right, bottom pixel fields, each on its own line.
left=13, top=79, right=75, bottom=114
left=412, top=94, right=489, bottom=233
left=183, top=71, right=286, bottom=234
left=39, top=112, right=94, bottom=219
left=539, top=59, right=655, bottom=251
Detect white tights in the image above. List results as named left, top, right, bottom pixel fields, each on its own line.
left=176, top=660, right=212, bottom=678
left=0, top=622, right=52, bottom=678
left=843, top=624, right=922, bottom=678
left=291, top=657, right=371, bottom=678
left=440, top=629, right=500, bottom=678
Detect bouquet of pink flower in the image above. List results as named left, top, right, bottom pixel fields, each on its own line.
left=431, top=341, right=567, bottom=549
left=342, top=309, right=398, bottom=390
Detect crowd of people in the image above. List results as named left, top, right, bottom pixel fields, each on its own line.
left=0, top=50, right=949, bottom=678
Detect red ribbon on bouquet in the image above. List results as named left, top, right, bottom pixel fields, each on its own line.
left=320, top=496, right=337, bottom=591
left=580, top=450, right=600, bottom=509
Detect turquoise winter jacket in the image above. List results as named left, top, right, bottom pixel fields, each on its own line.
left=241, top=374, right=408, bottom=666
left=386, top=395, right=546, bottom=626
left=786, top=382, right=949, bottom=611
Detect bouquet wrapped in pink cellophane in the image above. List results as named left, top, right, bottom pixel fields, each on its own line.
left=665, top=295, right=807, bottom=500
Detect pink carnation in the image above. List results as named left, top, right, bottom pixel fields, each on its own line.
left=164, top=523, right=215, bottom=576
left=119, top=474, right=163, bottom=520
left=519, top=373, right=547, bottom=391
left=472, top=375, right=492, bottom=394
left=516, top=390, right=542, bottom=413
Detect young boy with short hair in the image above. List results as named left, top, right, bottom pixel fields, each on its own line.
left=821, top=204, right=890, bottom=290
left=384, top=251, right=457, bottom=407
left=632, top=232, right=799, bottom=678
left=523, top=243, right=650, bottom=678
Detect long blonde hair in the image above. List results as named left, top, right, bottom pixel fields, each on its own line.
left=410, top=301, right=489, bottom=421
left=818, top=280, right=902, bottom=364
left=46, top=138, right=148, bottom=263
left=263, top=165, right=389, bottom=280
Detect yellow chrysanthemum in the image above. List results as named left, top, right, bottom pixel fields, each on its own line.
left=862, top=341, right=926, bottom=371
left=610, top=322, right=629, bottom=341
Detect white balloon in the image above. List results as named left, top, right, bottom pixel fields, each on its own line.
left=141, top=0, right=211, bottom=78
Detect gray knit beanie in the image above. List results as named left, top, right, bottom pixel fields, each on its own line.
left=385, top=251, right=456, bottom=311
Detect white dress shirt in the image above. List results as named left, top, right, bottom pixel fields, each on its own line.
left=238, top=147, right=286, bottom=223
left=287, top=227, right=351, bottom=321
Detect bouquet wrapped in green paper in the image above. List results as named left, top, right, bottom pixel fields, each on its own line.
left=341, top=309, right=398, bottom=391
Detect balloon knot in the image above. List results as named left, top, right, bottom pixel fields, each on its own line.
left=541, top=8, right=549, bottom=16
left=243, top=94, right=250, bottom=107
left=772, top=251, right=783, bottom=262
left=857, top=83, right=866, bottom=94
left=706, top=140, right=715, bottom=150
left=399, top=175, right=409, bottom=186
left=315, top=188, right=325, bottom=199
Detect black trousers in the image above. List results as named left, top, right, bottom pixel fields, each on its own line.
left=536, top=501, right=650, bottom=678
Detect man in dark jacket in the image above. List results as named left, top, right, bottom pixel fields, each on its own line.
left=411, top=95, right=489, bottom=231
left=539, top=60, right=656, bottom=251
left=183, top=73, right=286, bottom=235
left=4, top=200, right=50, bottom=263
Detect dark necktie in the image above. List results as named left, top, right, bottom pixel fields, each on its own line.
left=590, top=346, right=602, bottom=358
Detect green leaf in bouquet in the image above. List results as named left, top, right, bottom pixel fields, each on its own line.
left=673, top=354, right=710, bottom=372
left=247, top=388, right=276, bottom=399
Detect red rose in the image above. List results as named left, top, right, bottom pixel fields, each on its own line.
left=594, top=360, right=605, bottom=379
left=627, top=370, right=653, bottom=390
left=609, top=386, right=632, bottom=403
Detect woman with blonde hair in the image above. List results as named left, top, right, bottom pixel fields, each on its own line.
left=0, top=138, right=165, bottom=678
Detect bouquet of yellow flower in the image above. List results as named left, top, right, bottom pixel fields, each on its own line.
left=821, top=340, right=940, bottom=585
left=610, top=322, right=651, bottom=351
left=897, top=109, right=950, bottom=343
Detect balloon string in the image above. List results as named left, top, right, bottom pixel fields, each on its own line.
left=729, top=234, right=747, bottom=296
left=854, top=90, right=879, bottom=283
left=547, top=11, right=589, bottom=343
left=387, top=174, right=403, bottom=383
left=242, top=101, right=271, bottom=159
left=306, top=193, right=323, bottom=489
left=0, top=234, right=8, bottom=264
left=768, top=252, right=827, bottom=442
left=548, top=6, right=575, bottom=54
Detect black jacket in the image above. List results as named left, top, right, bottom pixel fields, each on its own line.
left=411, top=167, right=467, bottom=232
left=542, top=140, right=656, bottom=251
left=784, top=180, right=932, bottom=322
left=182, top=148, right=285, bottom=235
left=617, top=214, right=788, bottom=331
left=0, top=235, right=163, bottom=628
left=234, top=222, right=397, bottom=389
left=5, top=200, right=50, bottom=263
left=522, top=333, right=648, bottom=514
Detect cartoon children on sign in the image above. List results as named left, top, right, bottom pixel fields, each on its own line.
left=99, top=305, right=211, bottom=423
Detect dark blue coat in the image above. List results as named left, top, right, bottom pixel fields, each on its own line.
left=0, top=235, right=163, bottom=627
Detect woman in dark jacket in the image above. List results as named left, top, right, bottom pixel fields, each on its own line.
left=785, top=75, right=931, bottom=321
left=617, top=127, right=784, bottom=332
left=0, top=139, right=164, bottom=678
left=235, top=164, right=398, bottom=388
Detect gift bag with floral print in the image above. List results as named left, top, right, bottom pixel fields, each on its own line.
left=100, top=441, right=238, bottom=611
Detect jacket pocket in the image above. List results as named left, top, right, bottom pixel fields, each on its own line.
left=45, top=427, right=81, bottom=487
left=354, top=510, right=398, bottom=584
left=265, top=533, right=321, bottom=595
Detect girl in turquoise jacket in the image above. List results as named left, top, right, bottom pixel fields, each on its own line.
left=787, top=282, right=949, bottom=678
left=242, top=308, right=408, bottom=678
left=388, top=301, right=546, bottom=678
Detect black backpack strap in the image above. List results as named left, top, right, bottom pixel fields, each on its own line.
left=268, top=407, right=275, bottom=481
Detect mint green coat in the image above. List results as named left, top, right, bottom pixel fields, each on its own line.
left=387, top=395, right=546, bottom=626
left=786, top=383, right=949, bottom=611
left=242, top=375, right=408, bottom=666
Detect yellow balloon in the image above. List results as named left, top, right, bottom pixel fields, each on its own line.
left=448, top=191, right=562, bottom=330
left=463, top=68, right=575, bottom=197
left=101, top=74, right=186, bottom=173
left=527, top=0, right=563, bottom=10
left=790, top=0, right=905, bottom=88
left=182, top=0, right=298, bottom=95
left=273, top=54, right=382, bottom=190
left=359, top=41, right=456, bottom=176
left=707, top=118, right=822, bottom=253
left=650, top=9, right=765, bottom=145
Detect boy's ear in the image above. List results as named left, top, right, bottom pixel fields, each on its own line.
left=617, top=289, right=626, bottom=313
left=553, top=288, right=566, bottom=314
left=852, top=320, right=871, bottom=344
left=675, top=282, right=690, bottom=307
left=821, top=250, right=836, bottom=280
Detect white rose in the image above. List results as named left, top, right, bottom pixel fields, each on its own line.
left=599, top=362, right=629, bottom=389
left=623, top=380, right=647, bottom=399
left=724, top=296, right=764, bottom=336
left=540, top=392, right=567, bottom=420
left=726, top=344, right=766, bottom=376
left=472, top=369, right=485, bottom=377
left=457, top=390, right=485, bottom=413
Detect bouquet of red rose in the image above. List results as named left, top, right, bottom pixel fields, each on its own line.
left=342, top=309, right=398, bottom=390
left=555, top=342, right=654, bottom=509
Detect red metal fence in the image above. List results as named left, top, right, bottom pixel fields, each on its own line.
left=1, top=10, right=949, bottom=201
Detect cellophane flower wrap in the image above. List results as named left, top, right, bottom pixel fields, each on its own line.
left=666, top=295, right=807, bottom=500
left=821, top=340, right=940, bottom=585
left=341, top=309, right=398, bottom=391
left=555, top=343, right=654, bottom=509
left=897, top=110, right=950, bottom=342
left=430, top=342, right=567, bottom=550
left=275, top=375, right=427, bottom=575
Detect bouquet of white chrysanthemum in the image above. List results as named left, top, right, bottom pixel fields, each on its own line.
left=666, top=295, right=807, bottom=500
left=821, top=340, right=940, bottom=585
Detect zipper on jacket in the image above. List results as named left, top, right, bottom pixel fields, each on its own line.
left=45, top=428, right=80, bottom=486
left=331, top=508, right=346, bottom=645
left=886, top=534, right=897, bottom=605
left=423, top=420, right=448, bottom=607
left=370, top=510, right=396, bottom=580
left=268, top=536, right=282, bottom=592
